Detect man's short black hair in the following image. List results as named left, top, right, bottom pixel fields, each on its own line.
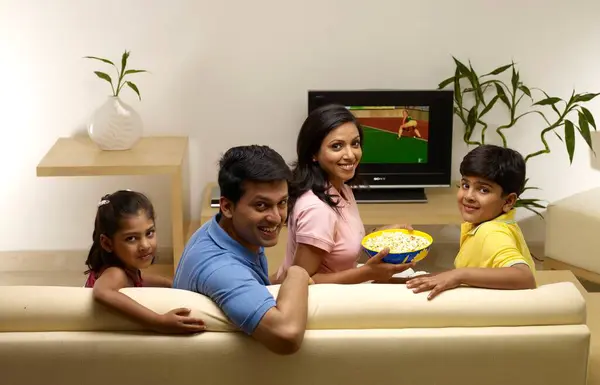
left=459, top=144, right=526, bottom=196
left=218, top=145, right=292, bottom=204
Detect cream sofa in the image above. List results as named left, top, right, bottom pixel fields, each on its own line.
left=0, top=281, right=590, bottom=385
left=545, top=186, right=600, bottom=283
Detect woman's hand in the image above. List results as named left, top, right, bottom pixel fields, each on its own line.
left=376, top=223, right=414, bottom=232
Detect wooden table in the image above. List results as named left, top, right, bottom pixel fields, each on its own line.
left=37, top=136, right=190, bottom=273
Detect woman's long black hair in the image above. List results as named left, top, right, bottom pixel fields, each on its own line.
left=288, top=103, right=364, bottom=216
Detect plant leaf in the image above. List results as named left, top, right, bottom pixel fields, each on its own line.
left=93, top=71, right=113, bottom=85
left=573, top=93, right=600, bottom=103
left=495, top=83, right=511, bottom=108
left=564, top=120, right=576, bottom=164
left=519, top=85, right=532, bottom=100
left=84, top=56, right=115, bottom=66
left=439, top=75, right=459, bottom=89
left=578, top=112, right=595, bottom=154
left=123, top=70, right=148, bottom=76
left=482, top=63, right=513, bottom=77
left=121, top=50, right=130, bottom=74
left=522, top=186, right=541, bottom=192
left=532, top=88, right=561, bottom=116
left=480, top=95, right=499, bottom=118
left=521, top=205, right=545, bottom=219
left=468, top=61, right=486, bottom=105
left=453, top=67, right=462, bottom=106
left=124, top=69, right=147, bottom=76
left=554, top=131, right=564, bottom=142
left=516, top=198, right=547, bottom=209
left=534, top=97, right=562, bottom=106
left=126, top=81, right=141, bottom=100
left=452, top=57, right=472, bottom=78
left=511, top=65, right=519, bottom=91
left=581, top=106, right=597, bottom=130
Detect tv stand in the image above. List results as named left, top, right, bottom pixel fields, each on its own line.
left=352, top=188, right=427, bottom=203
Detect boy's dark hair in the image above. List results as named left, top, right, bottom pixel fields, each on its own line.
left=85, top=190, right=155, bottom=275
left=289, top=103, right=364, bottom=214
left=218, top=145, right=292, bottom=204
left=460, top=144, right=526, bottom=196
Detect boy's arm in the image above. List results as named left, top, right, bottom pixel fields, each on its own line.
left=407, top=229, right=536, bottom=299
left=456, top=264, right=535, bottom=290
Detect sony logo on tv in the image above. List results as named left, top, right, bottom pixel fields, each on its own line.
left=373, top=177, right=386, bottom=181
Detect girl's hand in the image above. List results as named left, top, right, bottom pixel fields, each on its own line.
left=153, top=308, right=206, bottom=334
left=377, top=223, right=414, bottom=232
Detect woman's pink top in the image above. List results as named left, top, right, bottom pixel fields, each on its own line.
left=276, top=184, right=365, bottom=279
left=84, top=267, right=144, bottom=288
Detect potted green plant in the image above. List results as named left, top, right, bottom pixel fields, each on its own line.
left=84, top=50, right=148, bottom=150
left=439, top=57, right=599, bottom=217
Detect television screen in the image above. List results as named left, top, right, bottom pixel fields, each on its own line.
left=347, top=105, right=429, bottom=164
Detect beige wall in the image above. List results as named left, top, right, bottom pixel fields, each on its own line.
left=1, top=0, right=599, bottom=251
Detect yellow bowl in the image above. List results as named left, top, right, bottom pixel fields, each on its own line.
left=361, top=228, right=433, bottom=264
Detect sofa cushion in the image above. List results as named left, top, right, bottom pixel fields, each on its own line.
left=0, top=281, right=585, bottom=333
left=545, top=187, right=600, bottom=273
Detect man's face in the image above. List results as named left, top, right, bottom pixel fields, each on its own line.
left=220, top=180, right=288, bottom=252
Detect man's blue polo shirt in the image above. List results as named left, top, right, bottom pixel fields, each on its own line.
left=173, top=214, right=276, bottom=335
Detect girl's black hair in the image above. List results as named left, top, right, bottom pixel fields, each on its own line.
left=289, top=103, right=364, bottom=215
left=84, top=190, right=155, bottom=275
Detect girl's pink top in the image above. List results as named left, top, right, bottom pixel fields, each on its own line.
left=276, top=184, right=365, bottom=279
left=84, top=268, right=144, bottom=288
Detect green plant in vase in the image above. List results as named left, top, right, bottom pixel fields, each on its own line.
left=438, top=58, right=599, bottom=217
left=83, top=50, right=148, bottom=150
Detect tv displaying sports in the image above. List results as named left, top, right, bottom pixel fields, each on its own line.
left=308, top=90, right=454, bottom=203
left=347, top=105, right=429, bottom=164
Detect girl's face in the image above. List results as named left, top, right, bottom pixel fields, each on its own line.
left=315, top=122, right=362, bottom=190
left=100, top=210, right=157, bottom=271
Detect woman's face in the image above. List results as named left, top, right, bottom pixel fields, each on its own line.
left=315, top=122, right=362, bottom=189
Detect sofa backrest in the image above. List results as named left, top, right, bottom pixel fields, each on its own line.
left=0, top=282, right=586, bottom=332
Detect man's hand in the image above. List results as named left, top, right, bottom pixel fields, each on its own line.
left=406, top=270, right=463, bottom=300
left=377, top=223, right=414, bottom=232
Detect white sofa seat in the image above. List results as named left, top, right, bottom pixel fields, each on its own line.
left=0, top=282, right=590, bottom=385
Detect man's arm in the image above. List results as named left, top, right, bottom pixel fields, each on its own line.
left=201, top=264, right=311, bottom=355
left=252, top=266, right=311, bottom=354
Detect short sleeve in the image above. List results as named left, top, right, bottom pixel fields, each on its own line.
left=480, top=230, right=531, bottom=269
left=294, top=203, right=337, bottom=252
left=200, top=264, right=276, bottom=335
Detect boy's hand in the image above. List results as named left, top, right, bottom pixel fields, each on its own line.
left=406, top=270, right=463, bottom=300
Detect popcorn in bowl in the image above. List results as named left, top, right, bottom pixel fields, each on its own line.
left=362, top=229, right=433, bottom=264
left=363, top=231, right=430, bottom=253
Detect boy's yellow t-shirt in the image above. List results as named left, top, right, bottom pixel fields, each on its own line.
left=454, top=209, right=536, bottom=272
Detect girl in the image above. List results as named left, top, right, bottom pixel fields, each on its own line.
left=274, top=104, right=414, bottom=284
left=85, top=189, right=205, bottom=334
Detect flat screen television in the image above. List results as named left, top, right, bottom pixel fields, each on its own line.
left=308, top=90, right=454, bottom=203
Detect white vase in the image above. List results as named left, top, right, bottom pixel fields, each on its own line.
left=87, top=96, right=143, bottom=150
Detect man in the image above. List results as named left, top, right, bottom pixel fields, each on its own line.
left=173, top=145, right=311, bottom=355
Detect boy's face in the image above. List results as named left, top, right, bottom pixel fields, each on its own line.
left=457, top=176, right=517, bottom=225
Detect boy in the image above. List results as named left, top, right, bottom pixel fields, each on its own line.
left=406, top=144, right=536, bottom=300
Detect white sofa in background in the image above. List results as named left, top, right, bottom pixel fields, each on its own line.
left=545, top=187, right=600, bottom=283
left=0, top=281, right=590, bottom=385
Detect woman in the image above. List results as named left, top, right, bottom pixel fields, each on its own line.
left=274, top=104, right=413, bottom=284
